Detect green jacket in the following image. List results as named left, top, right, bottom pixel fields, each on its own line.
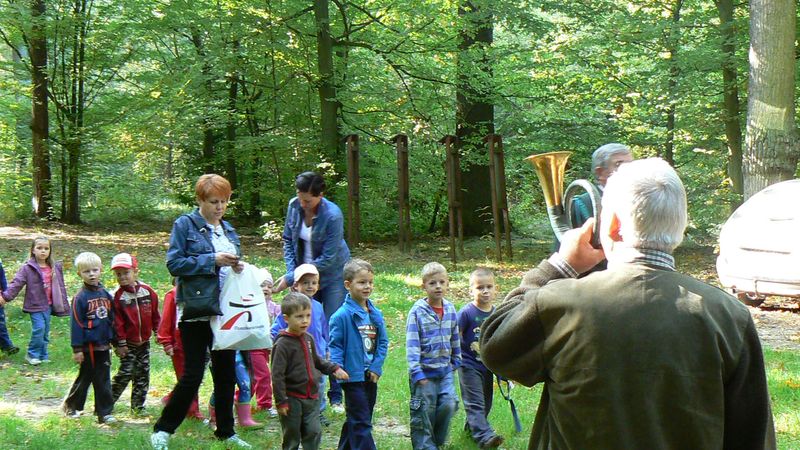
left=481, top=259, right=775, bottom=450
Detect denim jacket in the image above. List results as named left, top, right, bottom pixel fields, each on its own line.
left=167, top=209, right=241, bottom=303
left=329, top=293, right=389, bottom=382
left=282, top=197, right=350, bottom=286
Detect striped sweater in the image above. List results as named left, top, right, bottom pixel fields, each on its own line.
left=405, top=298, right=461, bottom=383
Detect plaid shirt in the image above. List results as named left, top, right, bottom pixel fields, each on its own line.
left=550, top=247, right=675, bottom=278
left=405, top=298, right=461, bottom=383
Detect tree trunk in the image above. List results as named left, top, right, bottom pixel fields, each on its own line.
left=226, top=53, right=239, bottom=193
left=191, top=31, right=217, bottom=174
left=663, top=0, right=683, bottom=167
left=30, top=0, right=52, bottom=218
left=314, top=0, right=341, bottom=164
left=456, top=0, right=494, bottom=236
left=744, top=0, right=799, bottom=199
left=716, top=0, right=744, bottom=206
left=64, top=0, right=87, bottom=224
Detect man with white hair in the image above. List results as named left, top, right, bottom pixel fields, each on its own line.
left=481, top=158, right=775, bottom=449
left=570, top=142, right=633, bottom=228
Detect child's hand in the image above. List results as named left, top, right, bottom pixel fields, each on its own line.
left=0, top=297, right=5, bottom=307
left=73, top=352, right=84, bottom=364
left=333, top=368, right=349, bottom=381
left=417, top=378, right=429, bottom=386
left=277, top=406, right=289, bottom=416
left=163, top=345, right=174, bottom=356
left=115, top=346, right=128, bottom=358
left=367, top=371, right=380, bottom=383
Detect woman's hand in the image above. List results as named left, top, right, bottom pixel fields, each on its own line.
left=73, top=352, right=84, bottom=364
left=215, top=252, right=239, bottom=268
left=272, top=276, right=288, bottom=293
left=232, top=260, right=245, bottom=273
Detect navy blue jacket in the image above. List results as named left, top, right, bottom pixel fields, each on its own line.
left=70, top=283, right=115, bottom=352
left=282, top=197, right=350, bottom=286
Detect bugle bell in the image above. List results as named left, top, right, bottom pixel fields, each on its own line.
left=526, top=151, right=602, bottom=248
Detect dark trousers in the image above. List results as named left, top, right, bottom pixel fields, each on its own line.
left=315, top=278, right=345, bottom=405
left=280, top=396, right=322, bottom=450
left=458, top=367, right=497, bottom=445
left=64, top=349, right=114, bottom=419
left=154, top=321, right=236, bottom=439
left=338, top=380, right=378, bottom=450
left=0, top=306, right=14, bottom=349
left=111, top=341, right=151, bottom=411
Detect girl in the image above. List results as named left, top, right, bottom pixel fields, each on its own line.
left=249, top=268, right=279, bottom=415
left=0, top=236, right=69, bottom=365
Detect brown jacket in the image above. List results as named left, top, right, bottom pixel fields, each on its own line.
left=271, top=330, right=339, bottom=408
left=481, top=259, right=775, bottom=450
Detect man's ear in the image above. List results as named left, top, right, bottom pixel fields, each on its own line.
left=607, top=211, right=623, bottom=242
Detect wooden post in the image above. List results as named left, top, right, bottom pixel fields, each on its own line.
left=485, top=134, right=503, bottom=261
left=392, top=134, right=411, bottom=252
left=485, top=134, right=512, bottom=260
left=440, top=135, right=462, bottom=265
left=345, top=134, right=360, bottom=247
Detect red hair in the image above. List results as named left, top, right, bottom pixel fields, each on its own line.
left=195, top=174, right=232, bottom=201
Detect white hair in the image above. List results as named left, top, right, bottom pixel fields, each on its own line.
left=592, top=143, right=631, bottom=172
left=602, top=158, right=687, bottom=252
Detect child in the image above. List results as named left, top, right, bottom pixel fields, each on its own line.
left=249, top=268, right=280, bottom=415
left=62, top=252, right=117, bottom=424
left=329, top=258, right=389, bottom=450
left=109, top=253, right=161, bottom=415
left=457, top=268, right=504, bottom=448
left=1, top=236, right=69, bottom=365
left=271, top=292, right=349, bottom=450
left=406, top=261, right=461, bottom=450
left=270, top=263, right=331, bottom=425
left=208, top=351, right=263, bottom=428
left=0, top=258, right=19, bottom=355
left=156, top=284, right=204, bottom=420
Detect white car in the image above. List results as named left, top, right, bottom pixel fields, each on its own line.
left=716, top=179, right=800, bottom=306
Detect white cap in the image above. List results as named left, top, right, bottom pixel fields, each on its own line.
left=111, top=253, right=137, bottom=270
left=293, top=263, right=319, bottom=282
left=256, top=268, right=274, bottom=285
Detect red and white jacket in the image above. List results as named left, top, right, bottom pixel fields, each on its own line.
left=112, top=281, right=160, bottom=347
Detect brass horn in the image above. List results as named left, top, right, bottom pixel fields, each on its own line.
left=526, top=151, right=603, bottom=248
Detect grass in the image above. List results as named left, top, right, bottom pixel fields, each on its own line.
left=0, top=225, right=797, bottom=449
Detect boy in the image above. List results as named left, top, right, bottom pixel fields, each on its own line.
left=270, top=263, right=332, bottom=425
left=329, top=258, right=389, bottom=450
left=109, top=253, right=161, bottom=415
left=457, top=268, right=504, bottom=448
left=271, top=292, right=349, bottom=450
left=406, top=262, right=461, bottom=450
left=63, top=252, right=117, bottom=424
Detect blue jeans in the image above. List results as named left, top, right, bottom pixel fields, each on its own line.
left=458, top=367, right=498, bottom=445
left=0, top=306, right=15, bottom=350
left=315, top=276, right=345, bottom=405
left=338, top=379, right=378, bottom=450
left=234, top=351, right=252, bottom=403
left=409, top=371, right=458, bottom=450
left=29, top=309, right=51, bottom=360
left=319, top=375, right=327, bottom=412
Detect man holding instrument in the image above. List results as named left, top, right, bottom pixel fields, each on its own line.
left=481, top=158, right=775, bottom=450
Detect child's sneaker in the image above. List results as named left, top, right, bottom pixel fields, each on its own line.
left=330, top=403, right=345, bottom=414
left=1, top=346, right=19, bottom=355
left=150, top=430, right=170, bottom=450
left=480, top=435, right=505, bottom=449
left=99, top=414, right=118, bottom=424
left=132, top=407, right=150, bottom=417
left=224, top=434, right=252, bottom=449
left=268, top=407, right=279, bottom=418
left=64, top=409, right=82, bottom=418
left=25, top=355, right=41, bottom=365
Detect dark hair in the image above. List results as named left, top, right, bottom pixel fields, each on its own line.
left=343, top=258, right=374, bottom=281
left=30, top=236, right=53, bottom=267
left=295, top=172, right=326, bottom=196
left=281, top=292, right=312, bottom=316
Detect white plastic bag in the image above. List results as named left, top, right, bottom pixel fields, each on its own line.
left=211, top=263, right=273, bottom=351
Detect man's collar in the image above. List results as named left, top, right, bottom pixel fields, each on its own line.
left=608, top=247, right=675, bottom=271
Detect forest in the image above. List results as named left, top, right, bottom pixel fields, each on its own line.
left=0, top=0, right=798, bottom=242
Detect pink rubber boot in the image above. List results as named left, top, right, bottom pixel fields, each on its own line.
left=236, top=403, right=263, bottom=428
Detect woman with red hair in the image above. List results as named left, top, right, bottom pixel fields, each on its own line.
left=151, top=174, right=251, bottom=450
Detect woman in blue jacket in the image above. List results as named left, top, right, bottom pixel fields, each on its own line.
left=151, top=174, right=251, bottom=450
